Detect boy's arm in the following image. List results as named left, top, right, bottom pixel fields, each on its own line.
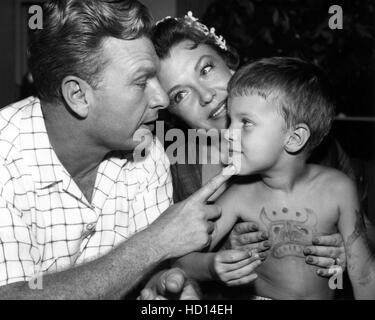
left=337, top=177, right=375, bottom=299
left=173, top=188, right=243, bottom=281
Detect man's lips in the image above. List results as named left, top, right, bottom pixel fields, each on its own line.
left=143, top=117, right=158, bottom=124
left=208, top=101, right=227, bottom=119
left=139, top=118, right=158, bottom=132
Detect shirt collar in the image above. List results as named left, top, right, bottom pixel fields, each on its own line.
left=19, top=97, right=129, bottom=208
left=19, top=98, right=90, bottom=205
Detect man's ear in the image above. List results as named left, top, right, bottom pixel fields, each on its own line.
left=61, top=76, right=93, bottom=118
left=284, top=123, right=310, bottom=153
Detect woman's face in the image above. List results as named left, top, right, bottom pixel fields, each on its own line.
left=158, top=40, right=233, bottom=130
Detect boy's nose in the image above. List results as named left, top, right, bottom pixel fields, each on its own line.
left=224, top=128, right=241, bottom=142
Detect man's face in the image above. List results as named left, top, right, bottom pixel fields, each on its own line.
left=89, top=36, right=168, bottom=151
left=226, top=94, right=288, bottom=175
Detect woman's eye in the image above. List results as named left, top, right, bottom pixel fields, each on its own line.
left=201, top=63, right=213, bottom=76
left=172, top=91, right=187, bottom=104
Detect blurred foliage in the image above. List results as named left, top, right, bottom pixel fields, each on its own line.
left=203, top=0, right=375, bottom=116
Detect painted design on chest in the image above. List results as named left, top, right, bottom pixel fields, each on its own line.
left=260, top=207, right=318, bottom=259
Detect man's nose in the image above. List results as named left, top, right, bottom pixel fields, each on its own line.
left=149, top=80, right=169, bottom=110
left=198, top=85, right=216, bottom=106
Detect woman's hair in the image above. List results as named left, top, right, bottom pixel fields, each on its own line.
left=151, top=13, right=239, bottom=70
left=28, top=0, right=153, bottom=102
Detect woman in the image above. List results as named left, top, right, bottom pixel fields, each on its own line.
left=150, top=12, right=348, bottom=298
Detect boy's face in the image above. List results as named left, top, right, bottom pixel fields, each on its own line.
left=226, top=94, right=288, bottom=175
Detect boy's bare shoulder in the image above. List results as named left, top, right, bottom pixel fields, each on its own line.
left=308, top=164, right=356, bottom=196
left=216, top=175, right=261, bottom=206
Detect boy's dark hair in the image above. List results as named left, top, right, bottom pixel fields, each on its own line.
left=152, top=16, right=239, bottom=70
left=228, top=57, right=336, bottom=153
left=28, top=0, right=153, bottom=102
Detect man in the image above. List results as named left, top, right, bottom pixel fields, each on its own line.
left=0, top=0, right=233, bottom=299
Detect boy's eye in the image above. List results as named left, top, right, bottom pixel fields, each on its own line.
left=242, top=119, right=254, bottom=127
left=201, top=63, right=214, bottom=76
left=171, top=91, right=188, bottom=105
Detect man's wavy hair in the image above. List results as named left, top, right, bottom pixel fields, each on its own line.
left=228, top=57, right=336, bottom=154
left=28, top=0, right=153, bottom=102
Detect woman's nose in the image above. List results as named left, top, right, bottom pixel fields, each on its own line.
left=198, top=85, right=216, bottom=106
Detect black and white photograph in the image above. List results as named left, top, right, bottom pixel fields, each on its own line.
left=0, top=0, right=374, bottom=306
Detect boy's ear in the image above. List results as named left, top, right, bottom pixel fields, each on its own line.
left=284, top=123, right=310, bottom=153
left=61, top=76, right=93, bottom=119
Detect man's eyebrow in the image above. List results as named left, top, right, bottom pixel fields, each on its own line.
left=132, top=66, right=157, bottom=79
left=194, top=55, right=211, bottom=72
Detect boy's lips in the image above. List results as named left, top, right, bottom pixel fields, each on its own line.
left=208, top=101, right=227, bottom=119
left=229, top=148, right=243, bottom=154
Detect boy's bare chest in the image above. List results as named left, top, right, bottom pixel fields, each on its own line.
left=236, top=190, right=339, bottom=259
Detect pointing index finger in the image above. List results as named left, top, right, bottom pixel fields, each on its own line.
left=190, top=165, right=236, bottom=203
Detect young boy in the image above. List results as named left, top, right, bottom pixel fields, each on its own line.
left=175, top=57, right=375, bottom=299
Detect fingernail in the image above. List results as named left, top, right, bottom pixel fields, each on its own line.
left=259, top=252, right=267, bottom=260
left=263, top=241, right=271, bottom=248
left=312, top=237, right=319, bottom=244
left=251, top=223, right=259, bottom=230
left=306, top=257, right=313, bottom=263
left=316, top=270, right=322, bottom=275
left=169, top=280, right=179, bottom=290
left=304, top=248, right=311, bottom=255
left=261, top=232, right=268, bottom=240
left=253, top=253, right=260, bottom=259
left=222, top=165, right=236, bottom=176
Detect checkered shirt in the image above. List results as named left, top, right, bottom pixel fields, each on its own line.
left=0, top=97, right=173, bottom=286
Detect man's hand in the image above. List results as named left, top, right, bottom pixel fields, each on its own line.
left=228, top=222, right=271, bottom=260
left=138, top=268, right=200, bottom=300
left=212, top=249, right=261, bottom=286
left=152, top=165, right=236, bottom=259
left=303, top=233, right=346, bottom=277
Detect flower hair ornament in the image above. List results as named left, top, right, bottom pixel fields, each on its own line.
left=156, top=11, right=228, bottom=51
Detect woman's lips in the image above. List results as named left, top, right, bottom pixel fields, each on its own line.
left=209, top=101, right=227, bottom=119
